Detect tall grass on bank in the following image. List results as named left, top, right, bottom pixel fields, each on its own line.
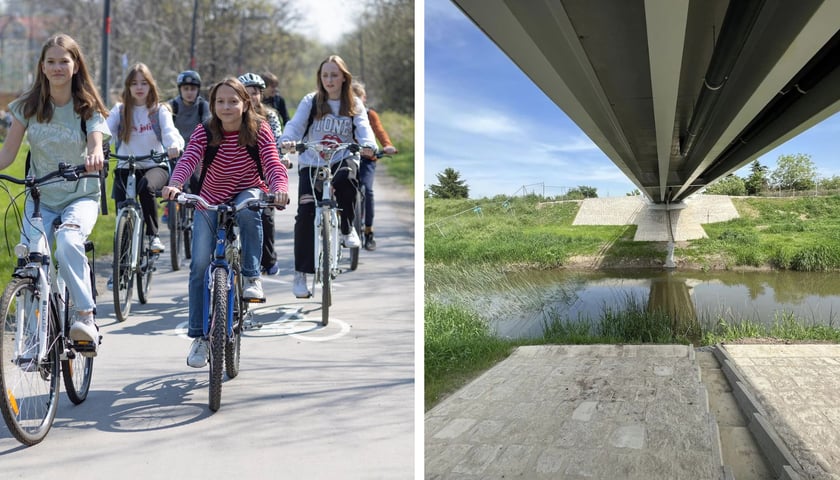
left=378, top=111, right=414, bottom=193
left=425, top=301, right=515, bottom=410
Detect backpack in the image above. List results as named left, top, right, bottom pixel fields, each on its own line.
left=170, top=97, right=207, bottom=120
left=114, top=103, right=163, bottom=151
left=195, top=121, right=263, bottom=194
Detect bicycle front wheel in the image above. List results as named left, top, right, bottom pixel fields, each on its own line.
left=0, top=278, right=61, bottom=445
left=137, top=233, right=154, bottom=304
left=113, top=212, right=135, bottom=322
left=320, top=209, right=332, bottom=327
left=183, top=207, right=193, bottom=260
left=208, top=267, right=227, bottom=412
left=168, top=200, right=182, bottom=271
left=60, top=287, right=93, bottom=404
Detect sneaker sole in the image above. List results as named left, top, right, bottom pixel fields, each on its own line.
left=186, top=360, right=207, bottom=368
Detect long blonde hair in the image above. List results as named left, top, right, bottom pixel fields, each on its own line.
left=20, top=33, right=108, bottom=123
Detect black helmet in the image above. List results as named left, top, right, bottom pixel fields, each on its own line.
left=177, top=70, right=201, bottom=87
left=238, top=72, right=265, bottom=90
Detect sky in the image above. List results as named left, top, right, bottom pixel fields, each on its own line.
left=424, top=0, right=840, bottom=199
left=287, top=0, right=366, bottom=45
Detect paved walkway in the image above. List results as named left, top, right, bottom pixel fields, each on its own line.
left=425, top=343, right=840, bottom=479
left=426, top=345, right=727, bottom=479
left=720, top=344, right=840, bottom=480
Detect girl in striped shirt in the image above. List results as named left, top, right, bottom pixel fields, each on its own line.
left=162, top=77, right=289, bottom=368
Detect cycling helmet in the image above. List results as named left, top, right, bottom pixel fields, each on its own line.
left=238, top=72, right=265, bottom=90
left=177, top=70, right=201, bottom=87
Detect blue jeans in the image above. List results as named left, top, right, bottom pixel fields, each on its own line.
left=23, top=198, right=99, bottom=313
left=359, top=157, right=376, bottom=228
left=187, top=188, right=263, bottom=338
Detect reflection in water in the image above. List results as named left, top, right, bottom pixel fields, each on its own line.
left=648, top=273, right=700, bottom=343
left=430, top=268, right=840, bottom=340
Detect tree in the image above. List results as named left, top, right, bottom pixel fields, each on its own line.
left=429, top=168, right=469, bottom=199
left=770, top=153, right=817, bottom=191
left=744, top=160, right=769, bottom=195
left=705, top=174, right=746, bottom=196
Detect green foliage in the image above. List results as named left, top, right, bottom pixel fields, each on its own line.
left=377, top=111, right=414, bottom=191
left=429, top=168, right=469, bottom=199
left=745, top=160, right=769, bottom=195
left=771, top=153, right=817, bottom=191
left=705, top=174, right=746, bottom=196
left=566, top=185, right=598, bottom=199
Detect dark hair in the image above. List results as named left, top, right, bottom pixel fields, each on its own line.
left=312, top=55, right=360, bottom=120
left=20, top=33, right=108, bottom=123
left=118, top=63, right=162, bottom=145
left=206, top=77, right=264, bottom=147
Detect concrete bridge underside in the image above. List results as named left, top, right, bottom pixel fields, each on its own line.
left=452, top=0, right=840, bottom=204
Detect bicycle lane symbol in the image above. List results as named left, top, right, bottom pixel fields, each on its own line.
left=174, top=306, right=351, bottom=342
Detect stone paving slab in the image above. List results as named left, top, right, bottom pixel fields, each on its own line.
left=425, top=345, right=728, bottom=479
left=722, top=344, right=840, bottom=480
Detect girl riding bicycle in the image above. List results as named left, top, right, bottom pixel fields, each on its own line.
left=279, top=54, right=377, bottom=298
left=107, top=63, right=184, bottom=254
left=0, top=34, right=109, bottom=355
left=162, top=77, right=289, bottom=368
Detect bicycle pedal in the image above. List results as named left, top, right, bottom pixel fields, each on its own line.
left=245, top=297, right=266, bottom=304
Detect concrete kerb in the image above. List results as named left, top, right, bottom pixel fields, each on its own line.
left=712, top=345, right=804, bottom=480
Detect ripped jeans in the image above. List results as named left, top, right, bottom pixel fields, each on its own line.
left=22, top=197, right=99, bottom=313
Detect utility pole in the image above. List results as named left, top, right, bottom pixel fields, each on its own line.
left=101, top=0, right=111, bottom=100
left=189, top=0, right=198, bottom=69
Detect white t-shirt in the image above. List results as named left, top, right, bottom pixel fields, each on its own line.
left=107, top=103, right=185, bottom=169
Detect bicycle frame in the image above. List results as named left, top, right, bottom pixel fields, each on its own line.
left=201, top=205, right=240, bottom=340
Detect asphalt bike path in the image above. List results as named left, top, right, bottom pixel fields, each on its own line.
left=0, top=163, right=415, bottom=479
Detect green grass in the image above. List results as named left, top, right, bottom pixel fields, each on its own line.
left=378, top=111, right=414, bottom=194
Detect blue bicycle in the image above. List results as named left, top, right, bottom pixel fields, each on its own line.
left=172, top=192, right=279, bottom=412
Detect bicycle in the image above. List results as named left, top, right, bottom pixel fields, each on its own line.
left=0, top=163, right=100, bottom=445
left=173, top=191, right=279, bottom=412
left=351, top=150, right=390, bottom=269
left=110, top=151, right=169, bottom=322
left=293, top=140, right=361, bottom=327
left=166, top=179, right=193, bottom=271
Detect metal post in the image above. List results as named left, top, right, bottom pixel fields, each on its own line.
left=189, top=0, right=199, bottom=69
left=101, top=0, right=111, bottom=101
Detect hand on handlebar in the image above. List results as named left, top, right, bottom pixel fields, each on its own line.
left=167, top=146, right=181, bottom=159
left=271, top=191, right=290, bottom=208
left=84, top=149, right=105, bottom=174
left=161, top=184, right=181, bottom=200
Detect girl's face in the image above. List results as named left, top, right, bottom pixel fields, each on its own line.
left=41, top=45, right=78, bottom=90
left=245, top=86, right=262, bottom=106
left=320, top=62, right=345, bottom=100
left=214, top=85, right=246, bottom=125
left=130, top=75, right=151, bottom=105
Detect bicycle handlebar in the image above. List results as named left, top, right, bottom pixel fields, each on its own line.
left=293, top=140, right=361, bottom=155
left=0, top=163, right=92, bottom=186
left=110, top=151, right=169, bottom=164
left=172, top=192, right=285, bottom=211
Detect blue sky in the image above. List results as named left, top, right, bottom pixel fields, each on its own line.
left=424, top=0, right=840, bottom=199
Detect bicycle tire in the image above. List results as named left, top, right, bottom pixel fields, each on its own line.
left=60, top=287, right=93, bottom=405
left=349, top=187, right=363, bottom=271
left=183, top=208, right=193, bottom=260
left=168, top=200, right=182, bottom=271
left=0, top=278, right=61, bottom=445
left=321, top=209, right=331, bottom=327
left=113, top=212, right=135, bottom=322
left=225, top=268, right=242, bottom=379
left=208, top=267, right=227, bottom=412
left=136, top=233, right=154, bottom=304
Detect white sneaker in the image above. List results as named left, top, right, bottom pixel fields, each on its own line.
left=342, top=229, right=362, bottom=248
left=150, top=236, right=165, bottom=253
left=69, top=312, right=99, bottom=357
left=106, top=274, right=113, bottom=290
left=187, top=338, right=209, bottom=368
left=243, top=276, right=265, bottom=300
left=293, top=271, right=311, bottom=298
